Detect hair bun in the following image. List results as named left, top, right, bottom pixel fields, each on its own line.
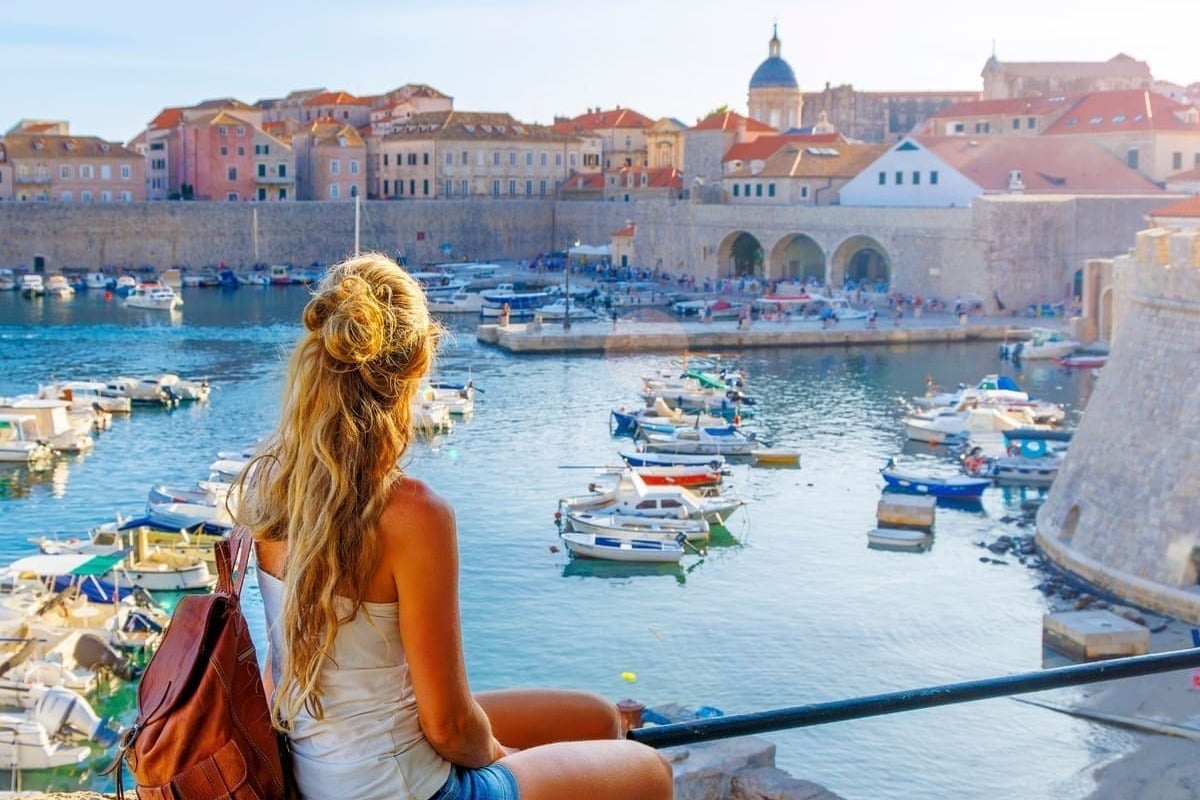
left=305, top=275, right=386, bottom=365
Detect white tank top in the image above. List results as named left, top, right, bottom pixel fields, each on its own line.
left=257, top=569, right=451, bottom=800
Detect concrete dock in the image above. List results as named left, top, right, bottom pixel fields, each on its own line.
left=477, top=313, right=1030, bottom=354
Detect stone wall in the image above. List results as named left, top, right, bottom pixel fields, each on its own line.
left=0, top=194, right=1175, bottom=311
left=1037, top=227, right=1200, bottom=621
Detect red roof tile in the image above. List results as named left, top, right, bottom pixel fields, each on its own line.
left=561, top=172, right=605, bottom=191
left=148, top=107, right=184, bottom=129
left=913, top=135, right=1163, bottom=193
left=1166, top=167, right=1200, bottom=182
left=304, top=91, right=366, bottom=107
left=1149, top=196, right=1200, bottom=217
left=1043, top=90, right=1199, bottom=134
left=724, top=133, right=844, bottom=162
left=692, top=111, right=776, bottom=133
left=564, top=107, right=653, bottom=131
left=612, top=223, right=635, bottom=237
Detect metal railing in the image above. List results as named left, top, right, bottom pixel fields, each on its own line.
left=627, top=647, right=1200, bottom=749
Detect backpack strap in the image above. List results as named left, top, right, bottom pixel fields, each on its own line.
left=216, top=526, right=254, bottom=599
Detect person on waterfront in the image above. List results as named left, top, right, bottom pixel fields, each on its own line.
left=500, top=301, right=511, bottom=327
left=866, top=306, right=878, bottom=329
left=236, top=253, right=673, bottom=800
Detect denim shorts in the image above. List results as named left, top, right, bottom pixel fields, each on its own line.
left=428, top=763, right=520, bottom=800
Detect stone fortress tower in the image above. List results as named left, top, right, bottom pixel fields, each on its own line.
left=1037, top=227, right=1200, bottom=622
left=747, top=25, right=803, bottom=132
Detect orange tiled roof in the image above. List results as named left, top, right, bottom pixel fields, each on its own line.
left=564, top=107, right=653, bottom=131
left=561, top=172, right=605, bottom=191
left=607, top=166, right=683, bottom=189
left=724, top=133, right=844, bottom=163
left=1043, top=90, right=1199, bottom=134
left=725, top=142, right=888, bottom=179
left=304, top=90, right=366, bottom=107
left=1166, top=167, right=1200, bottom=182
left=691, top=112, right=776, bottom=133
left=1, top=134, right=140, bottom=160
left=1149, top=196, right=1200, bottom=217
left=612, top=223, right=635, bottom=237
left=913, top=135, right=1163, bottom=193
left=148, top=107, right=184, bottom=130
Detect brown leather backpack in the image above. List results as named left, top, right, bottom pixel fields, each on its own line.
left=110, top=530, right=295, bottom=799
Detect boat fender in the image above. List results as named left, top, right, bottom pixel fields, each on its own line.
left=1007, top=444, right=1021, bottom=457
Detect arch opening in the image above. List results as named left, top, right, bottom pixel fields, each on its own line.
left=768, top=234, right=826, bottom=284
left=717, top=231, right=765, bottom=279
left=832, top=235, right=891, bottom=291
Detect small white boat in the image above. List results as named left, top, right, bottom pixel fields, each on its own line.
left=146, top=501, right=234, bottom=532
left=671, top=298, right=746, bottom=319
left=558, top=470, right=743, bottom=524
left=0, top=415, right=53, bottom=463
left=0, top=269, right=16, bottom=291
left=1000, top=328, right=1080, bottom=360
left=38, top=380, right=132, bottom=414
left=0, top=397, right=95, bottom=454
left=427, top=291, right=484, bottom=314
left=750, top=448, right=800, bottom=466
left=867, top=528, right=933, bottom=550
left=125, top=281, right=183, bottom=311
left=43, top=274, right=75, bottom=298
left=0, top=685, right=118, bottom=770
left=19, top=274, right=45, bottom=298
left=564, top=511, right=710, bottom=542
left=560, top=532, right=685, bottom=563
left=102, top=376, right=177, bottom=406
left=35, top=526, right=214, bottom=592
left=422, top=381, right=476, bottom=417
left=620, top=451, right=727, bottom=469
left=641, top=425, right=758, bottom=456
left=534, top=299, right=599, bottom=321
left=155, top=374, right=212, bottom=402
left=83, top=272, right=111, bottom=290
left=903, top=405, right=1044, bottom=445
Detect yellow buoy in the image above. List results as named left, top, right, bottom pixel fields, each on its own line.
left=621, top=671, right=637, bottom=683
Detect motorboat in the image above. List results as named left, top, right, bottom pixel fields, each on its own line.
left=590, top=463, right=723, bottom=488
left=0, top=397, right=95, bottom=454
left=903, top=405, right=1045, bottom=445
left=422, top=380, right=476, bottom=417
left=112, top=275, right=139, bottom=295
left=671, top=298, right=746, bottom=319
left=82, top=271, right=111, bottom=291
left=0, top=414, right=53, bottom=463
left=620, top=451, right=726, bottom=470
left=480, top=283, right=555, bottom=319
left=0, top=685, right=119, bottom=769
left=558, top=470, right=743, bottom=524
left=610, top=404, right=728, bottom=437
left=880, top=459, right=991, bottom=499
left=102, top=376, right=177, bottom=406
left=156, top=374, right=212, bottom=402
left=146, top=501, right=234, bottom=533
left=564, top=510, right=710, bottom=542
left=0, top=269, right=16, bottom=291
left=38, top=380, right=132, bottom=414
left=750, top=448, right=801, bottom=466
left=125, top=281, right=183, bottom=311
left=427, top=291, right=484, bottom=314
left=533, top=299, right=599, bottom=321
left=641, top=425, right=758, bottom=456
left=1000, top=328, right=1080, bottom=360
left=560, top=532, right=686, bottom=564
left=20, top=274, right=45, bottom=298
left=34, top=525, right=214, bottom=592
left=43, top=274, right=75, bottom=298
left=1058, top=353, right=1108, bottom=369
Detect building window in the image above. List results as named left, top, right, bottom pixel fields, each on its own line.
left=493, top=152, right=501, bottom=166
left=228, top=166, right=238, bottom=181
left=509, top=152, right=516, bottom=166
left=237, top=146, right=245, bottom=156
left=754, top=183, right=762, bottom=197
left=768, top=183, right=776, bottom=197
left=408, top=153, right=417, bottom=166
left=1173, top=152, right=1184, bottom=170
left=60, top=165, right=71, bottom=179
left=539, top=180, right=547, bottom=196
left=895, top=171, right=903, bottom=185
left=878, top=171, right=886, bottom=185
left=258, top=187, right=267, bottom=201
left=446, top=152, right=453, bottom=165
left=912, top=171, right=920, bottom=185
left=743, top=183, right=750, bottom=196
left=60, top=191, right=72, bottom=202
left=278, top=164, right=286, bottom=178
left=236, top=126, right=245, bottom=137
left=330, top=184, right=340, bottom=199
left=555, top=154, right=562, bottom=167
left=350, top=160, right=360, bottom=175
left=225, top=192, right=237, bottom=201
left=121, top=191, right=132, bottom=202
left=81, top=191, right=93, bottom=202
left=1127, top=149, right=1139, bottom=170
left=384, top=180, right=390, bottom=195
left=409, top=179, right=415, bottom=195
left=80, top=164, right=93, bottom=179
left=1012, top=118, right=1020, bottom=130
left=445, top=180, right=453, bottom=196
left=384, top=154, right=389, bottom=167
left=525, top=152, right=533, bottom=166
left=492, top=179, right=500, bottom=196
left=930, top=170, right=939, bottom=185
left=351, top=184, right=359, bottom=197
left=422, top=179, right=429, bottom=195
left=278, top=188, right=286, bottom=200
left=462, top=152, right=469, bottom=165
left=508, top=179, right=516, bottom=195
left=540, top=152, right=547, bottom=167
left=733, top=184, right=739, bottom=197
left=799, top=186, right=807, bottom=199
left=258, top=164, right=267, bottom=177
left=461, top=179, right=469, bottom=196
left=330, top=159, right=340, bottom=175
left=218, top=126, right=227, bottom=136
left=1027, top=117, right=1036, bottom=129
left=569, top=153, right=577, bottom=168
left=423, top=153, right=429, bottom=165
left=121, top=164, right=131, bottom=179
left=525, top=180, right=532, bottom=196
left=398, top=180, right=404, bottom=195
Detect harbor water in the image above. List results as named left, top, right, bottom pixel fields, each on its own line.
left=0, top=286, right=1125, bottom=799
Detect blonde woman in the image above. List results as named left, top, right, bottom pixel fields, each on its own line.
left=238, top=254, right=673, bottom=800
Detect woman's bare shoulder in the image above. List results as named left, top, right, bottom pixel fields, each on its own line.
left=379, top=476, right=455, bottom=546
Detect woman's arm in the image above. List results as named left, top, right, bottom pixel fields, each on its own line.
left=385, top=479, right=505, bottom=768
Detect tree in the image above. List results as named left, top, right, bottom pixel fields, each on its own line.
left=704, top=104, right=733, bottom=119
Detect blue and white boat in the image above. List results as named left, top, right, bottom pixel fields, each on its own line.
left=641, top=425, right=757, bottom=456
left=620, top=451, right=726, bottom=470
left=880, top=459, right=991, bottom=499
left=480, top=283, right=555, bottom=319
left=560, top=531, right=686, bottom=563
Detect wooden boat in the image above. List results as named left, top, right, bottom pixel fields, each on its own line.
left=34, top=525, right=214, bottom=592
left=560, top=532, right=685, bottom=563
left=564, top=511, right=710, bottom=542
left=750, top=448, right=800, bottom=466
left=558, top=470, right=743, bottom=524
left=620, top=451, right=726, bottom=470
left=590, top=464, right=722, bottom=488
left=867, top=528, right=933, bottom=550
left=641, top=425, right=758, bottom=456
left=880, top=461, right=991, bottom=499
left=1057, top=353, right=1108, bottom=369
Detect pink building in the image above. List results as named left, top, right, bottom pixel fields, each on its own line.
left=142, top=99, right=267, bottom=200
left=0, top=122, right=145, bottom=203
left=292, top=120, right=365, bottom=201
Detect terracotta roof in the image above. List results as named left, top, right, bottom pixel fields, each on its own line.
left=1043, top=90, right=1200, bottom=134
left=304, top=91, right=367, bottom=107
left=562, top=107, right=653, bottom=131
left=984, top=53, right=1151, bottom=79
left=691, top=111, right=776, bottom=133
left=383, top=111, right=581, bottom=143
left=193, top=97, right=255, bottom=111
left=608, top=166, right=683, bottom=189
left=1166, top=167, right=1200, bottom=182
left=148, top=107, right=184, bottom=130
left=303, top=121, right=364, bottom=148
left=1148, top=196, right=1200, bottom=218
left=612, top=222, right=636, bottom=237
left=724, top=133, right=845, bottom=163
left=725, top=142, right=888, bottom=179
left=912, top=135, right=1163, bottom=193
left=0, top=134, right=140, bottom=160
left=931, top=95, right=1075, bottom=119
left=561, top=172, right=605, bottom=192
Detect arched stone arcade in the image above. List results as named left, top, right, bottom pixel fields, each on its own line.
left=767, top=234, right=826, bottom=283
left=717, top=231, right=765, bottom=278
left=831, top=235, right=891, bottom=289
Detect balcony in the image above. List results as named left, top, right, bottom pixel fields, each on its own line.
left=14, top=175, right=52, bottom=184
left=256, top=173, right=294, bottom=185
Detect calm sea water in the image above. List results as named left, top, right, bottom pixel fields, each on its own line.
left=0, top=287, right=1125, bottom=799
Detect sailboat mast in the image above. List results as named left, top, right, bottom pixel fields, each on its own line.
left=354, top=195, right=361, bottom=256
left=252, top=207, right=259, bottom=265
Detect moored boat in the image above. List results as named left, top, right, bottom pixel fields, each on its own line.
left=880, top=459, right=991, bottom=499
left=125, top=282, right=182, bottom=311
left=564, top=511, right=710, bottom=542
left=560, top=532, right=686, bottom=563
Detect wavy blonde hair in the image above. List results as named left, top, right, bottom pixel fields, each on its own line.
left=235, top=253, right=439, bottom=727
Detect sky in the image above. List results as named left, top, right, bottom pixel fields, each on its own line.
left=4, top=0, right=1197, bottom=143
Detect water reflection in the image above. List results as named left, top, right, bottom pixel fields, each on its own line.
left=0, top=461, right=70, bottom=500
left=561, top=557, right=687, bottom=585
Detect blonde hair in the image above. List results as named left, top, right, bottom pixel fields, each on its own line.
left=235, top=252, right=439, bottom=727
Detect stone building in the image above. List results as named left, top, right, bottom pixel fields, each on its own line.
left=0, top=122, right=145, bottom=203
left=291, top=121, right=364, bottom=201
left=645, top=118, right=687, bottom=171
left=721, top=138, right=887, bottom=205
left=1038, top=224, right=1200, bottom=622
left=746, top=25, right=802, bottom=133
left=981, top=53, right=1152, bottom=100
left=553, top=107, right=653, bottom=170
left=800, top=85, right=981, bottom=144
left=684, top=111, right=776, bottom=188
left=368, top=111, right=597, bottom=201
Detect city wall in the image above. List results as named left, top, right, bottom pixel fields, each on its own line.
left=0, top=194, right=1172, bottom=309
left=1037, top=227, right=1200, bottom=621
